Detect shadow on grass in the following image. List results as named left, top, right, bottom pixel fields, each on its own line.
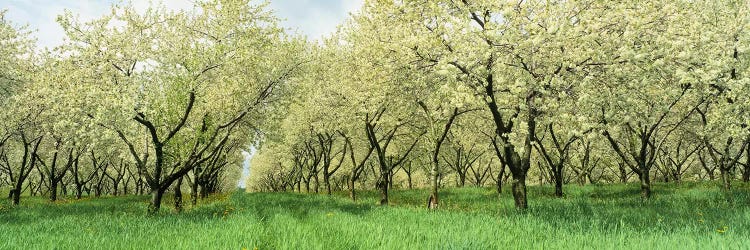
left=0, top=195, right=151, bottom=224
left=236, top=192, right=374, bottom=222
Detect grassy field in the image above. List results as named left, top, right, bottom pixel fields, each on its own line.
left=1, top=182, right=749, bottom=249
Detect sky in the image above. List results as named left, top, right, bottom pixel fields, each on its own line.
left=2, top=0, right=364, bottom=49
left=2, top=0, right=363, bottom=188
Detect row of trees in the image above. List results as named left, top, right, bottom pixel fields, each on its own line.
left=247, top=0, right=750, bottom=210
left=0, top=1, right=304, bottom=213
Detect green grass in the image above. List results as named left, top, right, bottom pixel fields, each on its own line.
left=1, top=182, right=749, bottom=249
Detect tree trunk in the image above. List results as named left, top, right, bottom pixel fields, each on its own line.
left=314, top=174, right=319, bottom=194
left=349, top=177, right=356, bottom=201
left=50, top=180, right=58, bottom=202
left=619, top=163, right=627, bottom=183
left=458, top=173, right=466, bottom=187
left=638, top=169, right=651, bottom=199
left=61, top=182, right=68, bottom=197
left=11, top=188, right=21, bottom=206
left=407, top=173, right=413, bottom=190
left=325, top=174, right=332, bottom=195
left=496, top=178, right=502, bottom=194
left=200, top=182, right=210, bottom=199
left=430, top=161, right=439, bottom=209
left=94, top=175, right=103, bottom=197
left=75, top=184, right=83, bottom=199
left=553, top=164, right=563, bottom=198
left=112, top=180, right=119, bottom=196
left=496, top=164, right=505, bottom=194
left=174, top=177, right=183, bottom=212
left=379, top=178, right=388, bottom=205
left=191, top=175, right=199, bottom=206
left=720, top=168, right=732, bottom=190
left=149, top=187, right=165, bottom=214
left=510, top=174, right=527, bottom=210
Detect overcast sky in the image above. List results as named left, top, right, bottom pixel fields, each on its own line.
left=3, top=0, right=363, bottom=49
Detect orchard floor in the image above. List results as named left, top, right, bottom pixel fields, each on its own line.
left=1, top=182, right=749, bottom=249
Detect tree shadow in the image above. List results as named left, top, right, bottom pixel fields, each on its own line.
left=235, top=192, right=374, bottom=222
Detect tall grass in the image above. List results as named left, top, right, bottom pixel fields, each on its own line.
left=0, top=182, right=748, bottom=249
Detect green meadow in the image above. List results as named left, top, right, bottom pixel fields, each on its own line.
left=1, top=182, right=748, bottom=249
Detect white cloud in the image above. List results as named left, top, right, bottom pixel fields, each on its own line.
left=4, top=0, right=112, bottom=50
left=129, top=0, right=194, bottom=13
left=269, top=0, right=363, bottom=41
left=3, top=0, right=364, bottom=48
left=341, top=0, right=363, bottom=15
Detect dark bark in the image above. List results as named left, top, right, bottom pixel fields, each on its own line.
left=348, top=176, right=356, bottom=201
left=744, top=145, right=750, bottom=182
left=720, top=168, right=732, bottom=190
left=446, top=2, right=531, bottom=209
left=604, top=129, right=657, bottom=200
left=698, top=149, right=716, bottom=181
left=532, top=124, right=580, bottom=198
left=149, top=187, right=165, bottom=213
left=320, top=133, right=346, bottom=196
left=417, top=102, right=462, bottom=210
left=619, top=163, right=628, bottom=183
left=342, top=132, right=373, bottom=202
left=9, top=133, right=43, bottom=206
left=484, top=74, right=532, bottom=210
left=364, top=110, right=422, bottom=205
left=191, top=169, right=200, bottom=206
left=402, top=161, right=414, bottom=189
left=174, top=177, right=183, bottom=212
left=510, top=174, right=527, bottom=209
left=601, top=83, right=694, bottom=199
left=553, top=165, right=563, bottom=197
left=443, top=142, right=482, bottom=188
left=494, top=162, right=506, bottom=194
left=637, top=169, right=651, bottom=199
left=704, top=136, right=747, bottom=191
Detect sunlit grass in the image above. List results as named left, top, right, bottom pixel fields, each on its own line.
left=1, top=182, right=748, bottom=249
